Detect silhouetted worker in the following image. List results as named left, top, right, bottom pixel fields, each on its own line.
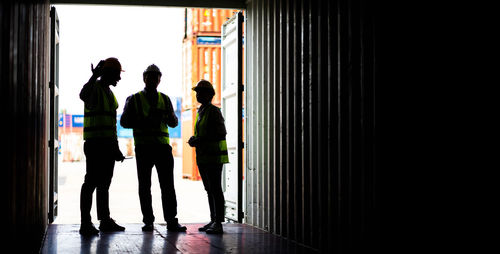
left=120, top=64, right=186, bottom=232
left=79, top=57, right=126, bottom=236
left=188, top=80, right=229, bottom=234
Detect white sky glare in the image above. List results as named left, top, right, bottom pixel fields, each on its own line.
left=55, top=5, right=185, bottom=114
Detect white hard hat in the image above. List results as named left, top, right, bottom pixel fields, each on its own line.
left=143, top=64, right=162, bottom=76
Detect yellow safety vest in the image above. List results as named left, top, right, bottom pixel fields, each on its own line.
left=83, top=83, right=118, bottom=140
left=194, top=104, right=229, bottom=164
left=132, top=91, right=170, bottom=145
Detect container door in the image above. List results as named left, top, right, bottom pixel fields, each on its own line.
left=48, top=6, right=60, bottom=223
left=221, top=12, right=243, bottom=223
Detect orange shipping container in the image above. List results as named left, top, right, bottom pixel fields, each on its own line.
left=182, top=9, right=245, bottom=180
left=181, top=39, right=194, bottom=110
left=181, top=109, right=201, bottom=180
left=186, top=8, right=238, bottom=36
left=181, top=36, right=223, bottom=180
left=182, top=36, right=222, bottom=111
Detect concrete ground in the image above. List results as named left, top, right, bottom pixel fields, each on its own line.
left=55, top=156, right=211, bottom=225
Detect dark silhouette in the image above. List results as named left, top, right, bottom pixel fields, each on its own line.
left=188, top=80, right=229, bottom=234
left=79, top=57, right=126, bottom=236
left=120, top=64, right=186, bottom=232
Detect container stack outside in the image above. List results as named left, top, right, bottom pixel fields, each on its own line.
left=181, top=8, right=239, bottom=180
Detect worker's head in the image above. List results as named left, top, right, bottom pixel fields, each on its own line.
left=143, top=64, right=162, bottom=90
left=101, top=57, right=123, bottom=86
left=192, top=80, right=215, bottom=105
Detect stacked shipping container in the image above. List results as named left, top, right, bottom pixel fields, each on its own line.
left=187, top=9, right=237, bottom=37
left=181, top=8, right=239, bottom=180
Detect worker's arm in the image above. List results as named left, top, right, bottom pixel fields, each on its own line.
left=163, top=96, right=178, bottom=128
left=188, top=106, right=226, bottom=147
left=153, top=94, right=178, bottom=128
left=120, top=95, right=138, bottom=128
left=210, top=107, right=227, bottom=141
left=79, top=60, right=104, bottom=107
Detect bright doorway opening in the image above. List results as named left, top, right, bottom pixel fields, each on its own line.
left=52, top=4, right=243, bottom=225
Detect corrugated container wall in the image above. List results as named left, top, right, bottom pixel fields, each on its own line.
left=245, top=0, right=379, bottom=252
left=1, top=0, right=51, bottom=253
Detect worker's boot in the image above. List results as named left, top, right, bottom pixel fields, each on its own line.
left=205, top=222, right=223, bottom=234
left=198, top=221, right=215, bottom=231
left=167, top=218, right=187, bottom=232
left=99, top=218, right=125, bottom=232
left=79, top=222, right=99, bottom=236
left=142, top=223, right=154, bottom=232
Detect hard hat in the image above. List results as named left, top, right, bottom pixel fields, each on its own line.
left=192, top=79, right=215, bottom=95
left=102, top=57, right=123, bottom=72
left=143, top=64, right=162, bottom=76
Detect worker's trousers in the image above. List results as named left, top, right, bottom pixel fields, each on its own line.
left=198, top=163, right=225, bottom=223
left=135, top=144, right=178, bottom=224
left=80, top=139, right=116, bottom=223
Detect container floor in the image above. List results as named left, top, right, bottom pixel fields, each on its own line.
left=40, top=223, right=314, bottom=253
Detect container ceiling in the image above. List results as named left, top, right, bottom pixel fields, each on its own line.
left=50, top=0, right=246, bottom=9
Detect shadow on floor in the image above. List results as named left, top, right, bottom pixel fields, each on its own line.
left=41, top=223, right=316, bottom=253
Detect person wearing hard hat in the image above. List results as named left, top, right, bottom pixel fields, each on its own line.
left=120, top=64, right=186, bottom=232
left=78, top=57, right=126, bottom=236
left=188, top=80, right=229, bottom=234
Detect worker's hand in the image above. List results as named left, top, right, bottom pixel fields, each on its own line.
left=188, top=136, right=198, bottom=147
left=114, top=151, right=125, bottom=162
left=113, top=142, right=125, bottom=162
left=91, top=60, right=105, bottom=78
left=165, top=101, right=174, bottom=118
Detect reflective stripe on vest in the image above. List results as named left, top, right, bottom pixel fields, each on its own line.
left=133, top=91, right=170, bottom=145
left=194, top=105, right=229, bottom=164
left=83, top=83, right=118, bottom=140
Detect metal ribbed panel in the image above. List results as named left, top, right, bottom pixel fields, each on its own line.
left=245, top=0, right=379, bottom=252
left=2, top=0, right=51, bottom=252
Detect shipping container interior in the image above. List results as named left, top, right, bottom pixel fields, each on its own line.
left=4, top=0, right=379, bottom=253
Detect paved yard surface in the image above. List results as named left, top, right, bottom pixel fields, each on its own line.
left=55, top=156, right=211, bottom=225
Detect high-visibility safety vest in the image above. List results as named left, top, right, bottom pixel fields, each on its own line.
left=194, top=104, right=229, bottom=164
left=132, top=91, right=170, bottom=145
left=83, top=83, right=118, bottom=140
